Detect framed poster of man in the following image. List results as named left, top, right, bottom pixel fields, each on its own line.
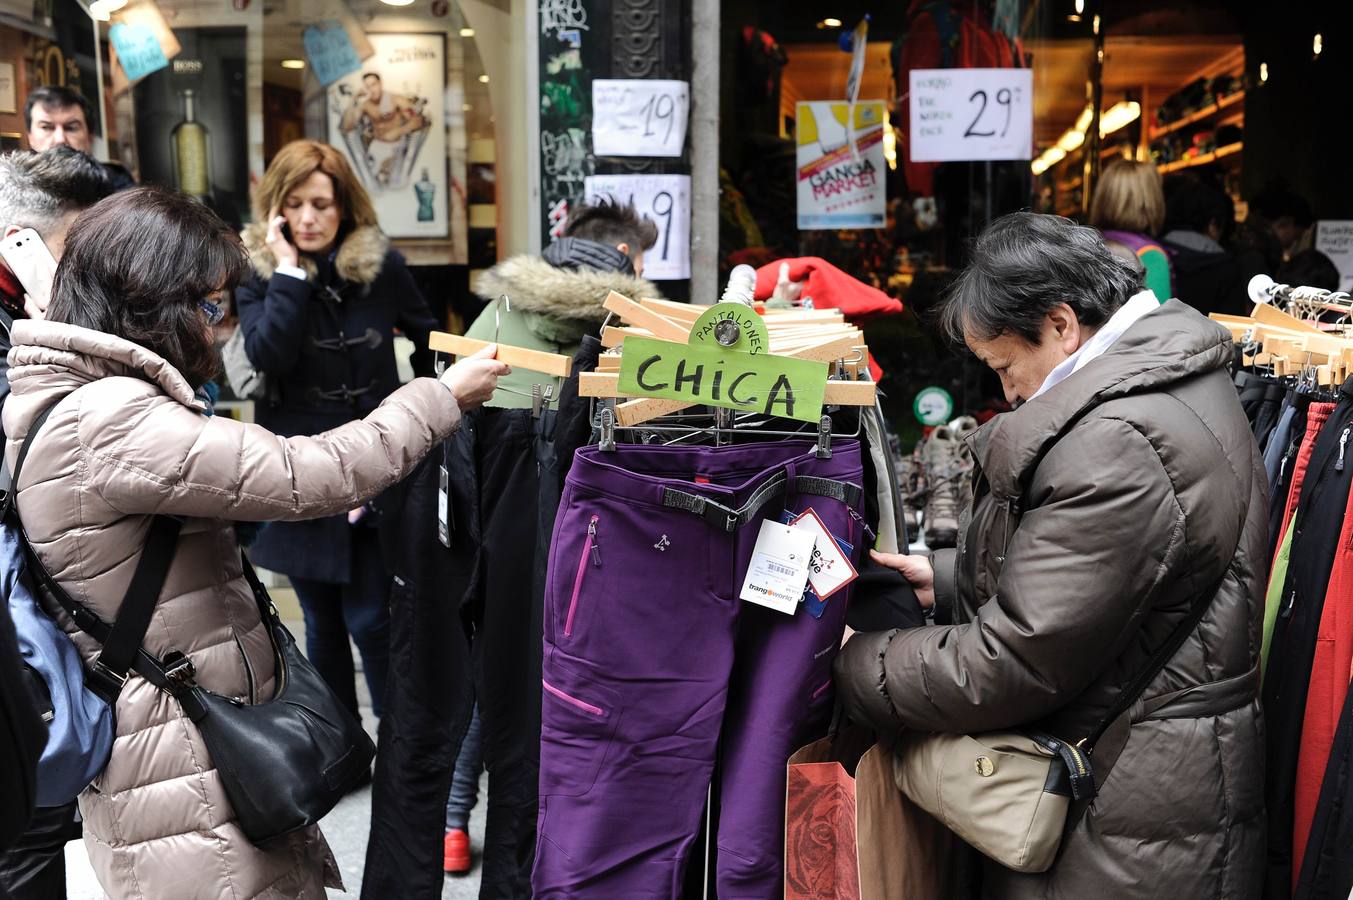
left=326, top=33, right=448, bottom=239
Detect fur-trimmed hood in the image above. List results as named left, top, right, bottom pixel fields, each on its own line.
left=241, top=223, right=390, bottom=285
left=473, top=254, right=660, bottom=324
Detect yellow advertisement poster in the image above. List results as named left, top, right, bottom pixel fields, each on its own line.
left=795, top=100, right=886, bottom=231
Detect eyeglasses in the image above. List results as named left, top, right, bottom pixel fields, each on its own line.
left=199, top=298, right=225, bottom=326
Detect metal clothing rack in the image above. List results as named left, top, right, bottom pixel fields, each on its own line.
left=575, top=292, right=877, bottom=899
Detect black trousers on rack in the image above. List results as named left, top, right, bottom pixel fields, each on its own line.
left=470, top=409, right=544, bottom=900
left=364, top=437, right=478, bottom=900
left=366, top=329, right=604, bottom=900
left=1264, top=382, right=1353, bottom=898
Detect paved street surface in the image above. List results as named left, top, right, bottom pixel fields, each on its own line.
left=64, top=588, right=485, bottom=899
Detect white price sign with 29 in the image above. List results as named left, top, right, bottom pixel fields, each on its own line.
left=584, top=174, right=691, bottom=281
left=908, top=68, right=1033, bottom=163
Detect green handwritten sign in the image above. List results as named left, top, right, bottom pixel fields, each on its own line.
left=619, top=303, right=829, bottom=423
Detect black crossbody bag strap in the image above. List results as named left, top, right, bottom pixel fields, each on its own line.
left=6, top=396, right=185, bottom=700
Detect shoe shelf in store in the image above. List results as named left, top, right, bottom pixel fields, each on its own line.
left=1157, top=141, right=1243, bottom=174
left=1149, top=90, right=1245, bottom=142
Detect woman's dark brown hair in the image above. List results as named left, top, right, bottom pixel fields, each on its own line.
left=46, top=186, right=247, bottom=388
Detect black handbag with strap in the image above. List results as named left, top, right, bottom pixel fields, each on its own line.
left=10, top=398, right=375, bottom=845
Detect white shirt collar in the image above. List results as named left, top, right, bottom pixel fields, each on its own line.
left=1030, top=290, right=1161, bottom=401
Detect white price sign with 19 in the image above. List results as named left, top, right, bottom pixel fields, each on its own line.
left=908, top=68, right=1033, bottom=162
left=583, top=174, right=690, bottom=281
left=591, top=80, right=690, bottom=158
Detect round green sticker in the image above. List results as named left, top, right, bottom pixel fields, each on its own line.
left=913, top=386, right=954, bottom=426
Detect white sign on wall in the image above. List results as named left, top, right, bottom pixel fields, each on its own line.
left=584, top=173, right=691, bottom=280
left=591, top=80, right=690, bottom=157
left=908, top=68, right=1033, bottom=162
left=795, top=100, right=887, bottom=231
left=1315, top=221, right=1353, bottom=292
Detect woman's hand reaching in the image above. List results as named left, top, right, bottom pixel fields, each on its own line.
left=870, top=550, right=935, bottom=611
left=440, top=344, right=510, bottom=410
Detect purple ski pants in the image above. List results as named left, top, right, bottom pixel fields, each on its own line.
left=533, top=439, right=865, bottom=898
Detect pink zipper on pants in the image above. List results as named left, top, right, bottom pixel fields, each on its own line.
left=543, top=679, right=604, bottom=716
left=564, top=515, right=600, bottom=637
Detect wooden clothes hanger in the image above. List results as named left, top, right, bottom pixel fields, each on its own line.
left=1212, top=304, right=1353, bottom=387
left=577, top=291, right=878, bottom=428
left=427, top=294, right=577, bottom=415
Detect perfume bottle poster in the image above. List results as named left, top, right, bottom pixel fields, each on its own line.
left=132, top=28, right=248, bottom=230
left=326, top=33, right=448, bottom=239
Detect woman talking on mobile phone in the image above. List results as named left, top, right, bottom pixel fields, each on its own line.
left=235, top=139, right=439, bottom=735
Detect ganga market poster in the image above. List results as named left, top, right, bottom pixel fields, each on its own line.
left=795, top=101, right=886, bottom=231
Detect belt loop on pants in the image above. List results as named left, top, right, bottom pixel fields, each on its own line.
left=661, top=472, right=863, bottom=533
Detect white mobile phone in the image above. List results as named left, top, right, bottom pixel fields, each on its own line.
left=0, top=228, right=57, bottom=312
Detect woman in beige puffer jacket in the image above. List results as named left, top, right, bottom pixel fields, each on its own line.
left=1, top=187, right=506, bottom=898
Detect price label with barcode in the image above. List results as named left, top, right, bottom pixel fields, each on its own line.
left=909, top=68, right=1033, bottom=162
left=592, top=79, right=690, bottom=157
left=740, top=519, right=817, bottom=615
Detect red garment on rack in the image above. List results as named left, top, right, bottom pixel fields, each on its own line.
left=1276, top=404, right=1336, bottom=572
left=753, top=257, right=903, bottom=381
left=1293, top=417, right=1353, bottom=882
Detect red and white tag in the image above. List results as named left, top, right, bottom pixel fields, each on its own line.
left=791, top=508, right=859, bottom=599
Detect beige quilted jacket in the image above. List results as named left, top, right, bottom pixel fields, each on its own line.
left=2, top=320, right=461, bottom=899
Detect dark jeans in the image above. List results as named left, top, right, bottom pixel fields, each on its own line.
left=446, top=702, right=484, bottom=831
left=0, top=803, right=78, bottom=900
left=289, top=525, right=391, bottom=719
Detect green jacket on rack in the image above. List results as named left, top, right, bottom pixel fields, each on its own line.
left=464, top=241, right=659, bottom=408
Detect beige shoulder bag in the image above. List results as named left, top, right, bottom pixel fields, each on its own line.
left=893, top=577, right=1221, bottom=873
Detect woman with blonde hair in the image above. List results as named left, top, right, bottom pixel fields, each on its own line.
left=1089, top=158, right=1173, bottom=301
left=236, top=139, right=437, bottom=734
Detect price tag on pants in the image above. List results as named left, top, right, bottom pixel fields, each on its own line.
left=740, top=520, right=816, bottom=615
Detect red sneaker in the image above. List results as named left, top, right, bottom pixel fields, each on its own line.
left=444, top=828, right=471, bottom=874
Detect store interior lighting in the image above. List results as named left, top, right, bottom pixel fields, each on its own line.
left=280, top=59, right=305, bottom=70
left=460, top=27, right=475, bottom=37
left=478, top=74, right=490, bottom=83
left=379, top=0, right=416, bottom=7
left=1098, top=100, right=1141, bottom=136
left=1030, top=147, right=1066, bottom=176
left=1031, top=100, right=1140, bottom=176
left=817, top=18, right=842, bottom=28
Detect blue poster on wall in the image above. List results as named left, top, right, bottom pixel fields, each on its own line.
left=303, top=21, right=362, bottom=87
left=109, top=22, right=170, bottom=83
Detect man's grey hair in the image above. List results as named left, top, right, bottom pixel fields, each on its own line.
left=940, top=211, right=1143, bottom=345
left=0, top=147, right=111, bottom=239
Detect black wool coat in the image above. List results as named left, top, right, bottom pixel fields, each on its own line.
left=235, top=223, right=438, bottom=583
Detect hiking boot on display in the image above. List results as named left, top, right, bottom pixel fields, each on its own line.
left=920, top=420, right=974, bottom=549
